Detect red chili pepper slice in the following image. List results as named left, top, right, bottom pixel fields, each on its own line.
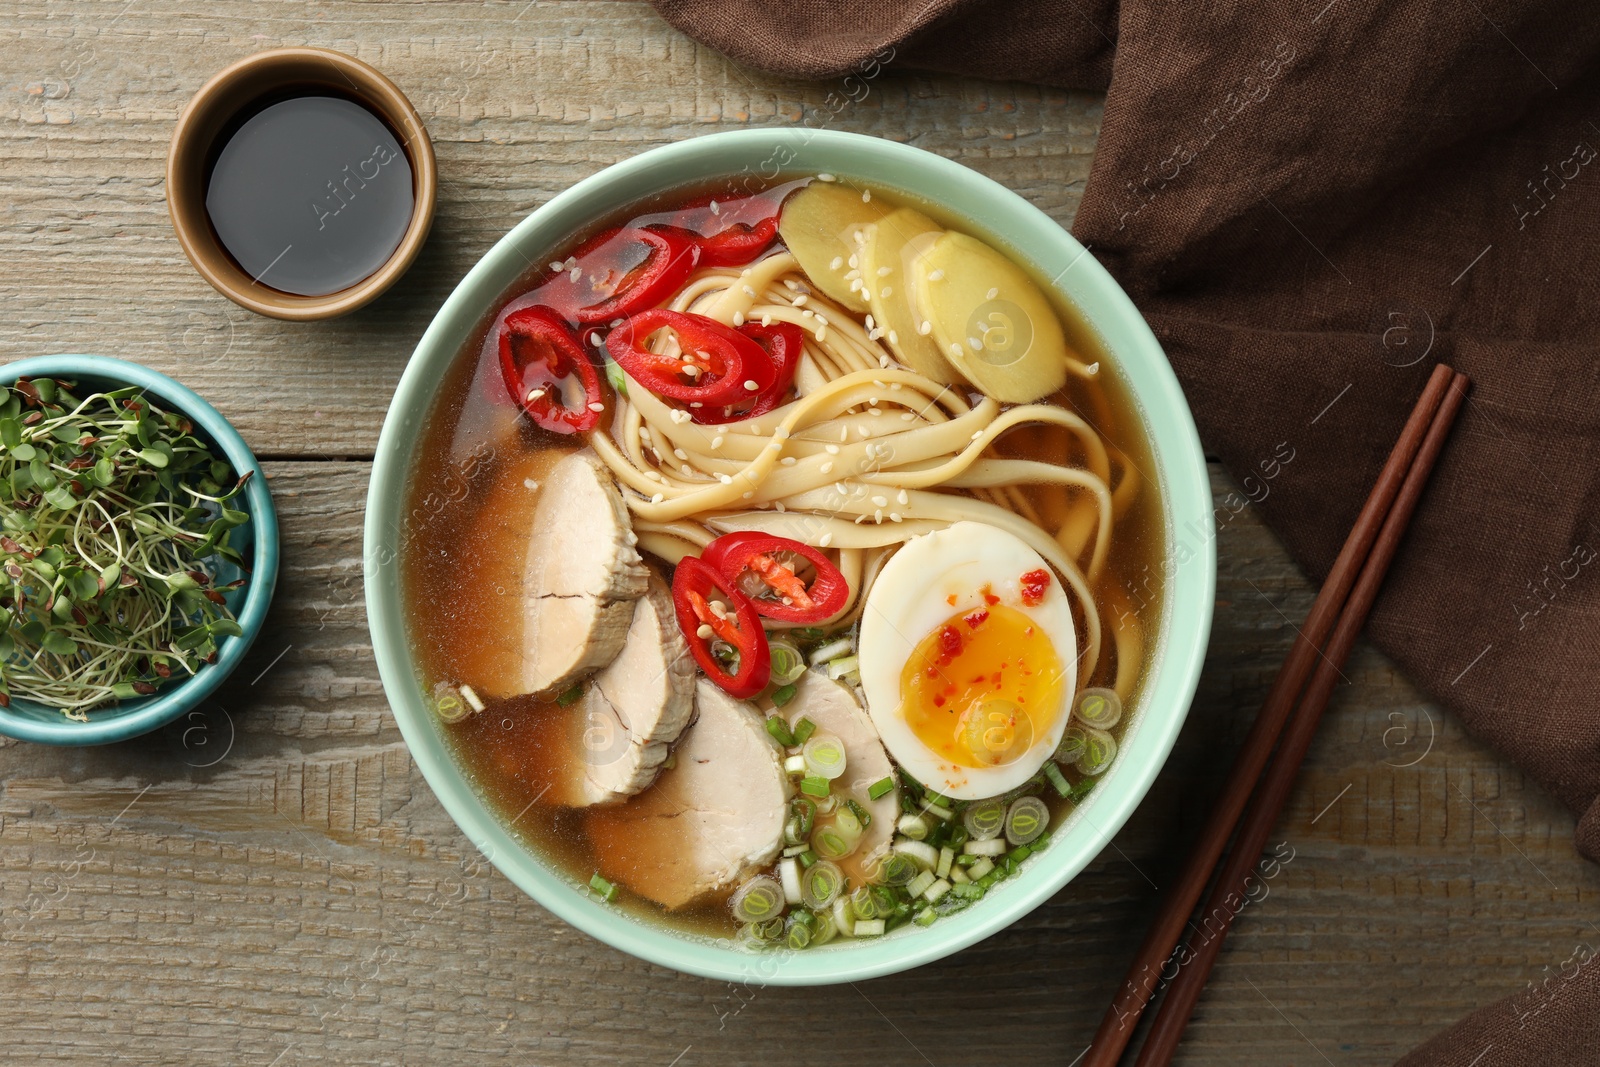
left=701, top=532, right=850, bottom=624
left=664, top=192, right=782, bottom=268
left=606, top=309, right=772, bottom=407
left=671, top=557, right=771, bottom=698
left=497, top=306, right=603, bottom=435
left=568, top=226, right=701, bottom=326
left=691, top=321, right=804, bottom=425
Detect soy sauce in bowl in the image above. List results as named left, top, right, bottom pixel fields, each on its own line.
left=205, top=94, right=415, bottom=297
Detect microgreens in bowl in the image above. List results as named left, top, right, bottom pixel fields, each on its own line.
left=0, top=376, right=251, bottom=719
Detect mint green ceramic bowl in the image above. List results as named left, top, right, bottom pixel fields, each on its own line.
left=366, top=130, right=1214, bottom=985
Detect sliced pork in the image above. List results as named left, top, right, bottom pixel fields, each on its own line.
left=519, top=453, right=648, bottom=695
left=586, top=679, right=789, bottom=910
left=567, top=576, right=697, bottom=805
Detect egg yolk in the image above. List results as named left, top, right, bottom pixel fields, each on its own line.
left=898, top=604, right=1066, bottom=769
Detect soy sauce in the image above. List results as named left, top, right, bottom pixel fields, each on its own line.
left=204, top=95, right=414, bottom=297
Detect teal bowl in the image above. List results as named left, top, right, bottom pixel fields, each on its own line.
left=366, top=130, right=1215, bottom=984
left=0, top=354, right=279, bottom=745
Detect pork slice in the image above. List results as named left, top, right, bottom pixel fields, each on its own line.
left=520, top=453, right=649, bottom=694
left=565, top=576, right=698, bottom=806
left=784, top=671, right=900, bottom=883
left=585, top=679, right=790, bottom=910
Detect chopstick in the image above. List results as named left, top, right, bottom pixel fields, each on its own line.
left=1083, top=363, right=1465, bottom=1067
left=1130, top=369, right=1469, bottom=1063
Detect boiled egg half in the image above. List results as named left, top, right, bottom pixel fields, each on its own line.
left=858, top=521, right=1078, bottom=800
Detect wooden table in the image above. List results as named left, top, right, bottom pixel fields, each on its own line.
left=3, top=4, right=1596, bottom=1064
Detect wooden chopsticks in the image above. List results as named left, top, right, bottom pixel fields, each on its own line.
left=1084, top=363, right=1470, bottom=1067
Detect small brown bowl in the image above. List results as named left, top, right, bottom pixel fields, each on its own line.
left=167, top=47, right=437, bottom=322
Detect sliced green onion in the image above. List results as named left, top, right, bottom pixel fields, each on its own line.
left=603, top=358, right=628, bottom=396
left=1075, top=687, right=1123, bottom=729
left=589, top=872, right=618, bottom=903
left=771, top=683, right=798, bottom=708
left=951, top=882, right=985, bottom=901
left=784, top=753, right=808, bottom=776
left=1042, top=760, right=1072, bottom=798
left=922, top=877, right=951, bottom=903
left=730, top=875, right=786, bottom=923
left=1054, top=723, right=1089, bottom=765
left=893, top=838, right=939, bottom=870
left=768, top=639, right=808, bottom=685
left=800, top=775, right=831, bottom=798
left=962, top=798, right=1006, bottom=841
left=802, top=734, right=847, bottom=779
left=826, top=654, right=859, bottom=680
left=811, top=814, right=861, bottom=860
left=853, top=918, right=886, bottom=937
left=845, top=797, right=872, bottom=828
left=832, top=895, right=856, bottom=938
left=913, top=906, right=938, bottom=927
left=792, top=716, right=817, bottom=744
left=779, top=857, right=803, bottom=904
left=936, top=845, right=955, bottom=880
left=945, top=823, right=969, bottom=850
left=1069, top=777, right=1098, bottom=803
left=1076, top=726, right=1118, bottom=776
left=872, top=852, right=919, bottom=887
left=906, top=870, right=936, bottom=898
left=781, top=843, right=809, bottom=858
left=967, top=857, right=995, bottom=880
left=785, top=914, right=813, bottom=949
left=849, top=886, right=880, bottom=920
left=1008, top=844, right=1034, bottom=863
left=948, top=863, right=970, bottom=885
left=801, top=859, right=845, bottom=909
left=1004, top=796, right=1049, bottom=846
left=867, top=776, right=895, bottom=801
left=799, top=849, right=818, bottom=868
left=766, top=715, right=797, bottom=746
left=808, top=637, right=854, bottom=665
left=896, top=813, right=930, bottom=840
left=812, top=911, right=839, bottom=945
left=556, top=685, right=584, bottom=707
left=790, top=796, right=817, bottom=837
left=962, top=837, right=1007, bottom=857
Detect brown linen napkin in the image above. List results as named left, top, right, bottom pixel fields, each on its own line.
left=652, top=0, right=1600, bottom=1062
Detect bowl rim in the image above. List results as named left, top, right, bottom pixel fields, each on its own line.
left=0, top=354, right=280, bottom=745
left=165, top=46, right=438, bottom=322
left=365, top=128, right=1215, bottom=985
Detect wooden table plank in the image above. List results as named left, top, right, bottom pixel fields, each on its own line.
left=1, top=462, right=1594, bottom=1066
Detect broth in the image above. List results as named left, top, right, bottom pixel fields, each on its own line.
left=400, top=176, right=1168, bottom=938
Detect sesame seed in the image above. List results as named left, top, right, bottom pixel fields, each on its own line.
left=873, top=509, right=883, bottom=522
left=742, top=491, right=753, bottom=499
left=972, top=431, right=983, bottom=441
left=919, top=320, right=932, bottom=335
left=774, top=426, right=791, bottom=439
left=847, top=255, right=858, bottom=269
left=588, top=402, right=605, bottom=413
left=950, top=343, right=963, bottom=356
left=674, top=448, right=689, bottom=460
left=793, top=294, right=808, bottom=307
left=825, top=444, right=840, bottom=454
left=901, top=412, right=915, bottom=421
left=830, top=256, right=843, bottom=271
left=930, top=269, right=945, bottom=281
left=816, top=328, right=827, bottom=342
left=549, top=261, right=564, bottom=271
left=844, top=269, right=861, bottom=280
left=820, top=532, right=834, bottom=547
left=697, top=624, right=714, bottom=640
left=651, top=493, right=665, bottom=504
left=872, top=495, right=888, bottom=507
left=733, top=310, right=746, bottom=326
left=968, top=337, right=983, bottom=351
left=711, top=436, right=724, bottom=449
left=744, top=380, right=760, bottom=392
left=839, top=427, right=849, bottom=442
left=781, top=457, right=797, bottom=466
left=888, top=330, right=898, bottom=344
left=858, top=425, right=870, bottom=437
left=709, top=200, right=721, bottom=215
left=719, top=474, right=733, bottom=484
left=889, top=512, right=902, bottom=522
left=526, top=388, right=545, bottom=402
left=743, top=285, right=757, bottom=298
left=861, top=189, right=871, bottom=202
left=868, top=408, right=882, bottom=416
left=896, top=489, right=909, bottom=505
left=820, top=462, right=834, bottom=474
left=818, top=173, right=836, bottom=182
left=1087, top=361, right=1101, bottom=375
left=880, top=286, right=892, bottom=298
left=681, top=464, right=693, bottom=474
left=760, top=314, right=772, bottom=327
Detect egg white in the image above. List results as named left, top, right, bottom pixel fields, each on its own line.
left=857, top=521, right=1078, bottom=800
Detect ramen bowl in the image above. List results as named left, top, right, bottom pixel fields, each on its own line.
left=366, top=129, right=1214, bottom=984
left=0, top=354, right=280, bottom=746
